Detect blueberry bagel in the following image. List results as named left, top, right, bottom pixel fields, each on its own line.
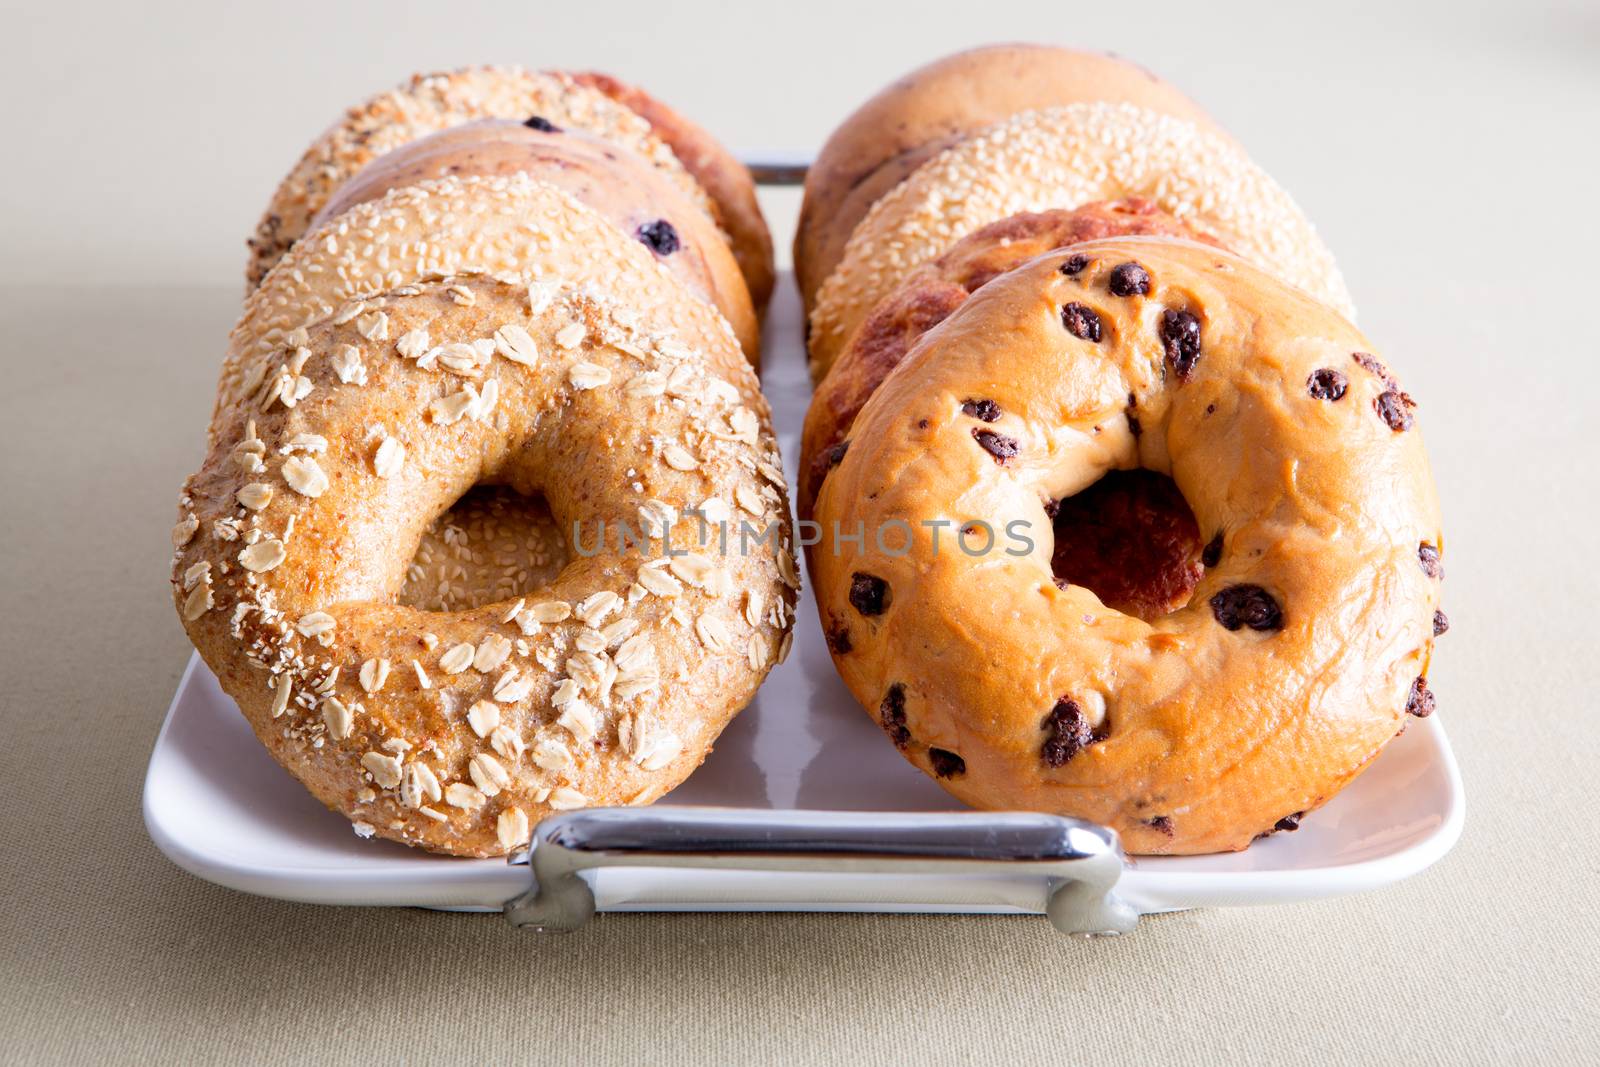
left=173, top=270, right=797, bottom=857
left=570, top=71, right=775, bottom=311
left=798, top=46, right=1351, bottom=382
left=313, top=120, right=760, bottom=360
left=798, top=199, right=1223, bottom=517
left=810, top=239, right=1442, bottom=855
left=246, top=66, right=773, bottom=312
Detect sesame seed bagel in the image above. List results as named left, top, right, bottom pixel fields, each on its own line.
left=571, top=71, right=774, bottom=312
left=173, top=274, right=798, bottom=856
left=793, top=44, right=1228, bottom=314
left=798, top=200, right=1223, bottom=517
left=312, top=120, right=760, bottom=361
left=810, top=238, right=1442, bottom=855
left=246, top=66, right=773, bottom=311
left=246, top=67, right=709, bottom=290
left=807, top=102, right=1354, bottom=382
left=218, top=173, right=761, bottom=434
left=399, top=487, right=571, bottom=614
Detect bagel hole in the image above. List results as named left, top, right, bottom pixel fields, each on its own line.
left=1050, top=469, right=1204, bottom=622
left=398, top=485, right=571, bottom=612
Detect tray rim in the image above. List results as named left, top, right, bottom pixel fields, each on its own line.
left=144, top=652, right=1465, bottom=915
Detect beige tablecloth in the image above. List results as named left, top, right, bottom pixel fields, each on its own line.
left=3, top=2, right=1598, bottom=1062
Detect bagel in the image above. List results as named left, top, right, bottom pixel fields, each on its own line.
left=245, top=66, right=773, bottom=311
left=806, top=101, right=1353, bottom=381
left=793, top=44, right=1226, bottom=314
left=399, top=486, right=569, bottom=613
left=798, top=199, right=1223, bottom=517
left=173, top=269, right=797, bottom=856
left=571, top=71, right=775, bottom=311
left=312, top=120, right=760, bottom=361
left=809, top=238, right=1442, bottom=855
left=218, top=173, right=759, bottom=432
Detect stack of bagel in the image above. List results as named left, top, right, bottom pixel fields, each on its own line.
left=170, top=49, right=1447, bottom=862
left=171, top=67, right=797, bottom=856
left=798, top=45, right=1445, bottom=854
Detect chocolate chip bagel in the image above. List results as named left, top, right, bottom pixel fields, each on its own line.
left=798, top=46, right=1352, bottom=382
left=247, top=66, right=773, bottom=312
left=810, top=239, right=1442, bottom=855
left=798, top=199, right=1223, bottom=517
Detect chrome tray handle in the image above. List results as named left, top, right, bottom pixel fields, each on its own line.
left=743, top=154, right=809, bottom=186
left=503, top=807, right=1138, bottom=937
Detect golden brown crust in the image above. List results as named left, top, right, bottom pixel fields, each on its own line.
left=799, top=200, right=1221, bottom=516
left=807, top=102, right=1353, bottom=382
left=571, top=71, right=774, bottom=313
left=174, top=272, right=798, bottom=857
left=313, top=120, right=760, bottom=362
left=810, top=239, right=1442, bottom=855
left=794, top=44, right=1226, bottom=313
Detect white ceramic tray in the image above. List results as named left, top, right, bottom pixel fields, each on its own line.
left=144, top=259, right=1464, bottom=932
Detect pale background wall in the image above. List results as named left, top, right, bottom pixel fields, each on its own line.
left=2, top=1, right=1597, bottom=1063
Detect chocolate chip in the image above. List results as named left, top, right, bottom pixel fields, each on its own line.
left=1108, top=261, right=1151, bottom=297
left=972, top=428, right=1019, bottom=464
left=928, top=748, right=966, bottom=778
left=634, top=219, right=680, bottom=256
left=1061, top=302, right=1103, bottom=342
left=1145, top=815, right=1174, bottom=835
left=523, top=115, right=562, bottom=132
left=824, top=440, right=849, bottom=469
left=1307, top=369, right=1348, bottom=401
left=1060, top=254, right=1090, bottom=276
left=1406, top=676, right=1436, bottom=717
left=1275, top=812, right=1303, bottom=832
left=879, top=684, right=910, bottom=748
left=1043, top=498, right=1062, bottom=520
left=1210, top=584, right=1283, bottom=632
left=1125, top=393, right=1141, bottom=439
left=1418, top=542, right=1442, bottom=579
left=1041, top=698, right=1094, bottom=768
left=1160, top=309, right=1202, bottom=380
left=848, top=573, right=890, bottom=616
left=1201, top=532, right=1224, bottom=568
left=825, top=620, right=852, bottom=654
left=1352, top=351, right=1391, bottom=381
left=962, top=398, right=1001, bottom=422
left=1433, top=609, right=1450, bottom=637
left=1376, top=388, right=1415, bottom=431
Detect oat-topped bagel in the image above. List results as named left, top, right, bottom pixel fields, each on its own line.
left=793, top=44, right=1225, bottom=315
left=218, top=173, right=759, bottom=432
left=810, top=238, right=1443, bottom=855
left=312, top=120, right=760, bottom=360
left=246, top=66, right=773, bottom=309
left=173, top=274, right=798, bottom=856
left=798, top=200, right=1223, bottom=516
left=806, top=101, right=1353, bottom=381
